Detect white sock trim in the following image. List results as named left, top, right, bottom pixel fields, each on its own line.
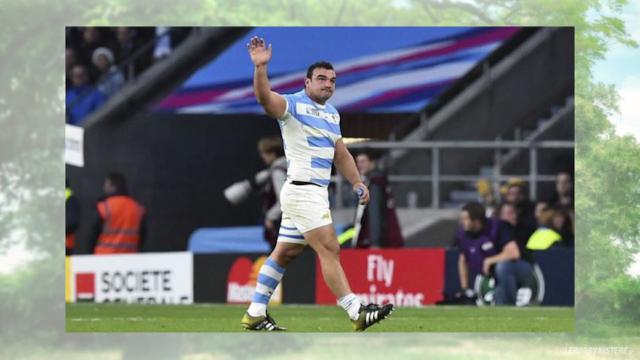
left=247, top=303, right=267, bottom=317
left=338, top=293, right=361, bottom=321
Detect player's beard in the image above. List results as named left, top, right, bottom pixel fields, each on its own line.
left=318, top=89, right=333, bottom=102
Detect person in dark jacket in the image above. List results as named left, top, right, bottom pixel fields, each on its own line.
left=257, top=136, right=287, bottom=250
left=353, top=152, right=403, bottom=248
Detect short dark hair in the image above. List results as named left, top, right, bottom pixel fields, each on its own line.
left=306, top=61, right=334, bottom=79
left=106, top=172, right=128, bottom=194
left=507, top=182, right=526, bottom=192
left=462, top=202, right=486, bottom=222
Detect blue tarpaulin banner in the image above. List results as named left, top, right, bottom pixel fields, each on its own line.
left=157, top=27, right=520, bottom=114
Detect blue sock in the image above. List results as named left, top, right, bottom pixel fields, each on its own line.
left=247, top=257, right=286, bottom=316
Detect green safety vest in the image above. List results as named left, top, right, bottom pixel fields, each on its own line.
left=65, top=188, right=73, bottom=201
left=526, top=228, right=561, bottom=250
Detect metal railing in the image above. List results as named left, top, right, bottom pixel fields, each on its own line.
left=337, top=140, right=574, bottom=209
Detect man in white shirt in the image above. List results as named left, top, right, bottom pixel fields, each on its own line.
left=241, top=36, right=394, bottom=332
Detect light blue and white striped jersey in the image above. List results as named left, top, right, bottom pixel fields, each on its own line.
left=278, top=90, right=341, bottom=187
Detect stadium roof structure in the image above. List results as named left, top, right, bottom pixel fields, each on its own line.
left=157, top=27, right=521, bottom=115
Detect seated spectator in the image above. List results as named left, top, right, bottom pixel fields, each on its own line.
left=153, top=27, right=172, bottom=60
left=114, top=27, right=135, bottom=79
left=352, top=151, right=403, bottom=249
left=66, top=64, right=106, bottom=125
left=504, top=181, right=537, bottom=247
left=153, top=27, right=193, bottom=61
left=92, top=47, right=125, bottom=98
left=549, top=172, right=574, bottom=211
left=551, top=205, right=574, bottom=246
left=476, top=179, right=497, bottom=217
left=528, top=202, right=574, bottom=249
left=534, top=201, right=548, bottom=224
left=65, top=27, right=83, bottom=50
left=77, top=27, right=114, bottom=81
left=113, top=27, right=153, bottom=80
left=455, top=202, right=513, bottom=302
left=483, top=198, right=535, bottom=305
left=65, top=48, right=77, bottom=88
left=527, top=202, right=562, bottom=250
left=497, top=201, right=518, bottom=227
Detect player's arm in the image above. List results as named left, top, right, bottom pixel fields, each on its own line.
left=458, top=253, right=469, bottom=290
left=482, top=241, right=520, bottom=274
left=334, top=138, right=369, bottom=204
left=247, top=36, right=286, bottom=119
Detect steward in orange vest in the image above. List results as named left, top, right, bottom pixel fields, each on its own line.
left=89, top=173, right=146, bottom=254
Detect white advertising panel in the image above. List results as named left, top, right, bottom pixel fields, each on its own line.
left=65, top=124, right=84, bottom=167
left=68, top=252, right=193, bottom=304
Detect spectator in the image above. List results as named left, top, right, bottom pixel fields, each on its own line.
left=476, top=179, right=497, bottom=217
left=257, top=136, right=287, bottom=250
left=153, top=27, right=172, bottom=60
left=492, top=184, right=538, bottom=305
left=504, top=182, right=537, bottom=250
left=527, top=202, right=574, bottom=249
left=113, top=27, right=154, bottom=80
left=87, top=172, right=147, bottom=254
left=77, top=27, right=111, bottom=81
left=65, top=27, right=83, bottom=50
left=534, top=201, right=549, bottom=225
left=114, top=27, right=136, bottom=79
left=504, top=181, right=535, bottom=217
left=551, top=205, right=574, bottom=246
left=65, top=180, right=80, bottom=256
left=66, top=64, right=106, bottom=125
left=92, top=47, right=125, bottom=98
left=153, top=27, right=193, bottom=61
left=352, top=151, right=403, bottom=249
left=527, top=202, right=562, bottom=250
left=454, top=202, right=513, bottom=303
left=497, top=201, right=518, bottom=227
left=65, top=48, right=77, bottom=88
left=549, top=172, right=574, bottom=211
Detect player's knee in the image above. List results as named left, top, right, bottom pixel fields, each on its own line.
left=495, top=261, right=511, bottom=279
left=273, top=245, right=303, bottom=266
left=281, top=246, right=303, bottom=265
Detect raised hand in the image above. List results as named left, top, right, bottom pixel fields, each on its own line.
left=247, top=36, right=272, bottom=66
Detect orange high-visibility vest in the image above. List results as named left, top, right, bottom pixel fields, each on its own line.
left=65, top=233, right=75, bottom=250
left=95, top=195, right=145, bottom=254
left=65, top=188, right=75, bottom=250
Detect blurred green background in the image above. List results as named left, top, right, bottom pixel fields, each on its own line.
left=0, top=0, right=638, bottom=359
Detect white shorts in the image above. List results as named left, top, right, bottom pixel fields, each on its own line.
left=277, top=180, right=333, bottom=246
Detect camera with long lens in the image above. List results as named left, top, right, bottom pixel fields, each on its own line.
left=223, top=169, right=270, bottom=206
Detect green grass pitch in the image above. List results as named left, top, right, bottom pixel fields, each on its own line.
left=66, top=303, right=574, bottom=332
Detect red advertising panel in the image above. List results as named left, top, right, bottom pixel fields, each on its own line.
left=316, top=249, right=445, bottom=307
left=226, top=256, right=282, bottom=305
left=75, top=272, right=95, bottom=302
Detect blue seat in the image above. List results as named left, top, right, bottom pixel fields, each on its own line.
left=188, top=226, right=269, bottom=254
left=188, top=224, right=349, bottom=254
